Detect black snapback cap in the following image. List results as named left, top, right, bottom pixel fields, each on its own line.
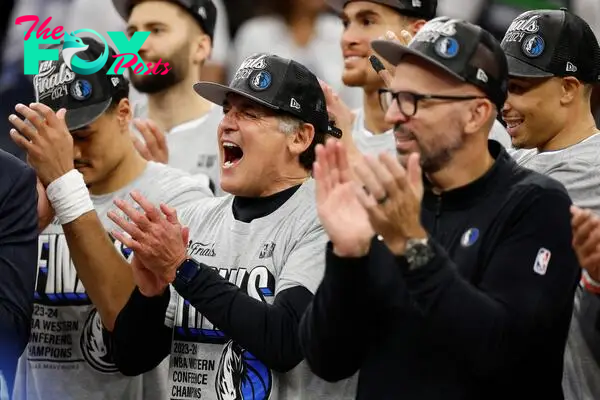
left=328, top=0, right=437, bottom=20
left=194, top=53, right=342, bottom=137
left=33, top=37, right=129, bottom=131
left=112, top=0, right=217, bottom=40
left=372, top=16, right=509, bottom=109
left=500, top=8, right=600, bottom=83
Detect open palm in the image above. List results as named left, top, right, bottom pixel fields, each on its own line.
left=314, top=140, right=374, bottom=257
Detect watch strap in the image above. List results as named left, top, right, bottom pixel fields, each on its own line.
left=175, top=257, right=201, bottom=285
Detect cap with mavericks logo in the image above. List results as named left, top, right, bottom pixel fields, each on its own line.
left=112, top=0, right=217, bottom=40
left=34, top=36, right=129, bottom=131
left=371, top=17, right=509, bottom=110
left=327, top=0, right=438, bottom=20
left=500, top=8, right=600, bottom=82
left=193, top=53, right=342, bottom=137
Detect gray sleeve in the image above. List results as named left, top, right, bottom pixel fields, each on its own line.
left=546, top=160, right=600, bottom=215
left=276, top=222, right=328, bottom=296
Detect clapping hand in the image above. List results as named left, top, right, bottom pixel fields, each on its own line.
left=108, top=191, right=189, bottom=296
left=571, top=206, right=600, bottom=280
left=314, top=139, right=374, bottom=257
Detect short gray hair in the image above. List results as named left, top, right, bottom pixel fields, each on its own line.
left=278, top=115, right=303, bottom=134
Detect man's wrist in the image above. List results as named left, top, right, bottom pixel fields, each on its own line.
left=332, top=239, right=372, bottom=258
left=582, top=269, right=600, bottom=294
left=174, top=257, right=201, bottom=286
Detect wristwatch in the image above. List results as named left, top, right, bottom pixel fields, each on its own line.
left=404, top=237, right=435, bottom=270
left=175, top=257, right=202, bottom=285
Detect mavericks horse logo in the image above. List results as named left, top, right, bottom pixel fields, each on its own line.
left=216, top=340, right=272, bottom=399
left=80, top=308, right=118, bottom=373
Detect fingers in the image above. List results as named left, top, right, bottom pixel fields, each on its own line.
left=354, top=156, right=387, bottom=202
left=316, top=143, right=332, bottom=193
left=9, top=113, right=39, bottom=143
left=160, top=203, right=179, bottom=225
left=10, top=128, right=35, bottom=151
left=365, top=154, right=400, bottom=199
left=113, top=198, right=153, bottom=230
left=30, top=103, right=61, bottom=127
left=108, top=210, right=147, bottom=241
left=130, top=190, right=162, bottom=222
left=181, top=226, right=190, bottom=246
left=581, top=252, right=600, bottom=273
left=56, top=108, right=67, bottom=122
left=399, top=30, right=413, bottom=45
left=571, top=206, right=590, bottom=230
left=335, top=141, right=352, bottom=183
left=325, top=139, right=341, bottom=187
left=575, top=223, right=600, bottom=259
left=369, top=55, right=393, bottom=87
left=314, top=161, right=326, bottom=205
left=148, top=119, right=168, bottom=153
left=134, top=119, right=157, bottom=150
left=378, top=69, right=394, bottom=87
left=14, top=104, right=46, bottom=132
left=572, top=210, right=599, bottom=247
left=131, top=133, right=153, bottom=160
left=111, top=228, right=143, bottom=252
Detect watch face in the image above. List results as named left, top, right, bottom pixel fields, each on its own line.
left=407, top=241, right=434, bottom=270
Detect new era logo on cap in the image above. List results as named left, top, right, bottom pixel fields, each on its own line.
left=501, top=9, right=600, bottom=83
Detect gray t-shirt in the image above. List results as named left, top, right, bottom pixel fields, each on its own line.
left=13, top=162, right=212, bottom=400
left=509, top=133, right=600, bottom=400
left=133, top=100, right=224, bottom=196
left=351, top=108, right=512, bottom=154
left=163, top=180, right=356, bottom=399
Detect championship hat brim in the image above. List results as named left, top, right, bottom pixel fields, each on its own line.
left=193, top=81, right=281, bottom=111
left=506, top=54, right=555, bottom=79
left=65, top=98, right=113, bottom=131
left=372, top=39, right=467, bottom=84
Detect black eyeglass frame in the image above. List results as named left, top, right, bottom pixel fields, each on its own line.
left=378, top=89, right=487, bottom=117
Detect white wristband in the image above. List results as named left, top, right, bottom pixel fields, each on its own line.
left=46, top=170, right=94, bottom=225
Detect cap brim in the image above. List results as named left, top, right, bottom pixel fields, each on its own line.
left=326, top=0, right=347, bottom=13
left=371, top=39, right=467, bottom=84
left=111, top=0, right=132, bottom=21
left=193, top=82, right=280, bottom=111
left=506, top=54, right=554, bottom=79
left=66, top=98, right=112, bottom=131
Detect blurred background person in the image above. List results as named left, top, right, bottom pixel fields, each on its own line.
left=231, top=0, right=363, bottom=109
left=113, top=0, right=224, bottom=194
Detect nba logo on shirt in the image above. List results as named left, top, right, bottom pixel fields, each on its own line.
left=533, top=248, right=551, bottom=275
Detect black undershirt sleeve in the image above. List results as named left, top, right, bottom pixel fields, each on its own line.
left=109, top=287, right=173, bottom=376
left=172, top=264, right=314, bottom=373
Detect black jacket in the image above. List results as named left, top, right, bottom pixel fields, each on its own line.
left=299, top=141, right=580, bottom=400
left=0, top=149, right=38, bottom=392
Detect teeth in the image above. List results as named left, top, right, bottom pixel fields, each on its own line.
left=223, top=142, right=238, bottom=148
left=345, top=56, right=362, bottom=61
left=223, top=160, right=234, bottom=168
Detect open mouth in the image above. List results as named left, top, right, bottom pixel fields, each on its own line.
left=222, top=141, right=244, bottom=169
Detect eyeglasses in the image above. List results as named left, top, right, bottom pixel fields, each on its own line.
left=378, top=89, right=486, bottom=117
